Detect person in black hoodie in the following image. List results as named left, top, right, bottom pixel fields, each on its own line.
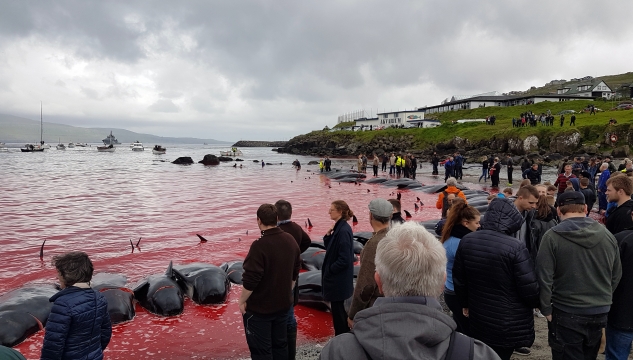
left=605, top=175, right=633, bottom=235
left=453, top=198, right=540, bottom=360
left=322, top=200, right=355, bottom=335
left=606, top=216, right=633, bottom=359
left=527, top=196, right=558, bottom=265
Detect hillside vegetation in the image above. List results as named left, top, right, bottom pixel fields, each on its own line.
left=279, top=99, right=633, bottom=157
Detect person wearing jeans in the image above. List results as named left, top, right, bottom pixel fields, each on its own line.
left=240, top=204, right=301, bottom=360
left=479, top=157, right=489, bottom=182
left=537, top=192, right=622, bottom=360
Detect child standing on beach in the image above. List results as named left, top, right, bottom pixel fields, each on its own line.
left=41, top=252, right=111, bottom=360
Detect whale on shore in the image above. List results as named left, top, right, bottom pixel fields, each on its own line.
left=173, top=263, right=230, bottom=304
left=0, top=285, right=58, bottom=347
left=91, top=273, right=135, bottom=324
left=133, top=262, right=184, bottom=316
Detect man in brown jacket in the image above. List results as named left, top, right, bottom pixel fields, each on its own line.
left=347, top=198, right=393, bottom=328
left=239, top=204, right=301, bottom=360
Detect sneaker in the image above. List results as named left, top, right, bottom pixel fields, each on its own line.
left=533, top=309, right=545, bottom=318
left=507, top=183, right=513, bottom=186
left=513, top=347, right=531, bottom=356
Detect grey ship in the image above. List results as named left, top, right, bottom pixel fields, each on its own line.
left=102, top=131, right=121, bottom=145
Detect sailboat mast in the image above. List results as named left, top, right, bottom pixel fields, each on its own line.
left=40, top=101, right=43, bottom=145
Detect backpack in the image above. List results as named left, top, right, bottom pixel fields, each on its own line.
left=445, top=331, right=475, bottom=360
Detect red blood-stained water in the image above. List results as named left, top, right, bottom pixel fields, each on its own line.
left=0, top=146, right=471, bottom=359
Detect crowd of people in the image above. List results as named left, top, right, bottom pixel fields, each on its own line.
left=6, top=154, right=633, bottom=360
left=512, top=110, right=577, bottom=127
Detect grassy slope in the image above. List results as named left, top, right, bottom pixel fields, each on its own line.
left=523, top=72, right=633, bottom=96
left=318, top=99, right=633, bottom=150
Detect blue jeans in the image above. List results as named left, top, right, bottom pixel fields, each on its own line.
left=605, top=325, right=633, bottom=360
left=389, top=165, right=395, bottom=175
left=286, top=305, right=297, bottom=331
left=598, top=192, right=608, bottom=211
left=479, top=168, right=488, bottom=182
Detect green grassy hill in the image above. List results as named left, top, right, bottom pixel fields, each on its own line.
left=282, top=98, right=633, bottom=157
left=522, top=72, right=633, bottom=97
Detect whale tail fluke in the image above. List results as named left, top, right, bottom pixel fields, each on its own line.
left=414, top=203, right=419, bottom=210
left=307, top=218, right=313, bottom=228
left=404, top=210, right=412, bottom=218
left=136, top=237, right=141, bottom=248
left=397, top=192, right=402, bottom=201
left=420, top=200, right=424, bottom=206
left=196, top=234, right=208, bottom=243
left=130, top=239, right=135, bottom=252
left=352, top=215, right=358, bottom=224
left=39, top=239, right=46, bottom=260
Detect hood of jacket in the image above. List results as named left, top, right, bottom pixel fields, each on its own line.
left=352, top=297, right=455, bottom=359
left=444, top=186, right=463, bottom=195
left=552, top=217, right=606, bottom=249
left=481, top=198, right=523, bottom=235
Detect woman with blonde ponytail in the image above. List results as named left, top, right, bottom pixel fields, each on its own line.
left=441, top=202, right=480, bottom=335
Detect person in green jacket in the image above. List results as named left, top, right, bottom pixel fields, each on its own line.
left=537, top=191, right=622, bottom=360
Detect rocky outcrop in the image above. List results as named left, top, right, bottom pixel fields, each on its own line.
left=172, top=157, right=194, bottom=165
left=232, top=140, right=288, bottom=147
left=198, top=154, right=220, bottom=165
left=218, top=156, right=233, bottom=162
left=612, top=145, right=630, bottom=158
left=549, top=131, right=581, bottom=154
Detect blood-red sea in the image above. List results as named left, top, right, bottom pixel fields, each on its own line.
left=0, top=145, right=487, bottom=359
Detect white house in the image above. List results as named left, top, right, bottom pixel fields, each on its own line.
left=556, top=78, right=613, bottom=99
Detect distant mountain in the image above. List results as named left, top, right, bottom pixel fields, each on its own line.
left=0, top=113, right=231, bottom=144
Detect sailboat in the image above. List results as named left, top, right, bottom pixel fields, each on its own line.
left=56, top=138, right=66, bottom=150
left=21, top=102, right=46, bottom=152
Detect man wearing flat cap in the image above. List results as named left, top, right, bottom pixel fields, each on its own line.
left=347, top=198, right=393, bottom=328
left=537, top=191, right=622, bottom=360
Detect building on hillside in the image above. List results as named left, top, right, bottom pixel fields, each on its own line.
left=556, top=78, right=613, bottom=99
left=419, top=93, right=594, bottom=115
left=353, top=110, right=439, bottom=129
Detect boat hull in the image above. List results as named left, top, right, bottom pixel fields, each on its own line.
left=220, top=151, right=243, bottom=156
left=152, top=150, right=166, bottom=155
left=21, top=148, right=45, bottom=152
left=97, top=147, right=115, bottom=152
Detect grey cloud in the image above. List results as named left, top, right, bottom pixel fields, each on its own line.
left=148, top=99, right=180, bottom=113
left=81, top=87, right=99, bottom=100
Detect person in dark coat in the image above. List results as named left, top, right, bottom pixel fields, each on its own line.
left=431, top=152, right=439, bottom=175
left=605, top=175, right=633, bottom=235
left=607, top=218, right=633, bottom=359
left=489, top=157, right=502, bottom=188
left=453, top=198, right=540, bottom=360
left=322, top=200, right=355, bottom=335
left=275, top=200, right=311, bottom=360
left=522, top=163, right=541, bottom=185
left=41, top=252, right=111, bottom=360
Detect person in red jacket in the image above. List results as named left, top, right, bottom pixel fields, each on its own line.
left=554, top=164, right=576, bottom=194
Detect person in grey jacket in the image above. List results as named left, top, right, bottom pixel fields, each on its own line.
left=320, top=222, right=500, bottom=360
left=537, top=191, right=622, bottom=360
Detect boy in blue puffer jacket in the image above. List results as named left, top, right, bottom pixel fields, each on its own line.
left=41, top=252, right=111, bottom=360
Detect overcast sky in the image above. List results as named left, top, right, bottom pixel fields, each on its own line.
left=0, top=1, right=631, bottom=141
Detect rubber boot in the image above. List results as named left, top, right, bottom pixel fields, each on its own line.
left=287, top=327, right=297, bottom=360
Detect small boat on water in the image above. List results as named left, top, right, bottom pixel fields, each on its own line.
left=97, top=144, right=115, bottom=152
left=68, top=142, right=75, bottom=148
left=152, top=145, right=166, bottom=154
left=75, top=143, right=89, bottom=147
left=0, top=143, right=8, bottom=152
left=21, top=144, right=44, bottom=152
left=220, top=147, right=243, bottom=156
left=56, top=139, right=66, bottom=150
left=131, top=141, right=144, bottom=151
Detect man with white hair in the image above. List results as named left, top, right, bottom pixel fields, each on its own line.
left=320, top=222, right=500, bottom=360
